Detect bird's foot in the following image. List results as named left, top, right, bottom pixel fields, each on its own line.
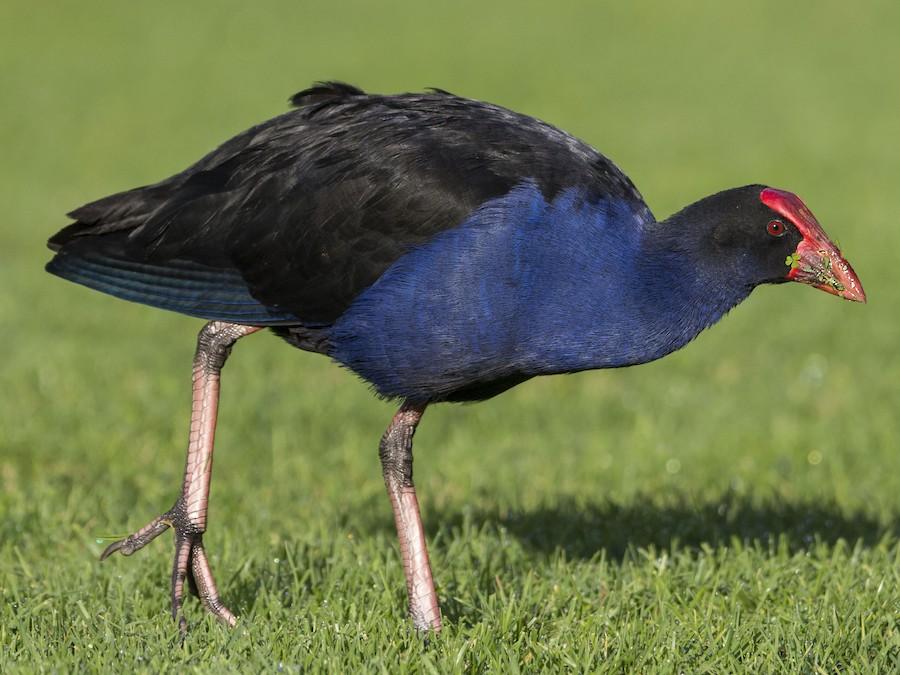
left=100, top=500, right=236, bottom=633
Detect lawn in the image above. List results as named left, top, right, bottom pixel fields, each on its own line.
left=1, top=1, right=898, bottom=671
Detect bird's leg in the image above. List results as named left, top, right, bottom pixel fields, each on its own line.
left=379, top=400, right=442, bottom=632
left=100, top=321, right=262, bottom=632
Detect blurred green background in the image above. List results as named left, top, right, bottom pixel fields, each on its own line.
left=2, top=1, right=898, bottom=671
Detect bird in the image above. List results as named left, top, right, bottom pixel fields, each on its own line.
left=46, top=81, right=866, bottom=634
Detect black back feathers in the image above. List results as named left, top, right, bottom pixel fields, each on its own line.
left=47, top=83, right=651, bottom=325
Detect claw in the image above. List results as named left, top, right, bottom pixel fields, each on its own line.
left=99, top=539, right=126, bottom=561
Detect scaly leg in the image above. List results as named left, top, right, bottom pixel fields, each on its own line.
left=379, top=401, right=442, bottom=632
left=100, top=321, right=261, bottom=633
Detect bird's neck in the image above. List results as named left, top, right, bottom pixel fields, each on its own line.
left=521, top=203, right=752, bottom=373
left=632, top=227, right=752, bottom=360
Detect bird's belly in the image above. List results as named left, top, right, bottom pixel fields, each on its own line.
left=329, top=298, right=528, bottom=401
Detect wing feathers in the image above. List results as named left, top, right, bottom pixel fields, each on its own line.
left=46, top=248, right=302, bottom=325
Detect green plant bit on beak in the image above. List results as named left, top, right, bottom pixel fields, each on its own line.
left=801, top=249, right=846, bottom=293
left=785, top=252, right=800, bottom=269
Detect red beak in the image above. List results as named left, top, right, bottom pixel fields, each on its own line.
left=761, top=188, right=866, bottom=303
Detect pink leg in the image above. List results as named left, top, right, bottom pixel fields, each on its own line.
left=101, top=321, right=261, bottom=633
left=380, top=401, right=442, bottom=632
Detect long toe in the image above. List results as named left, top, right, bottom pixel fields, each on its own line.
left=190, top=543, right=237, bottom=626
left=171, top=534, right=237, bottom=632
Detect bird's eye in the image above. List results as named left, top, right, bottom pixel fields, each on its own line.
left=767, top=219, right=786, bottom=237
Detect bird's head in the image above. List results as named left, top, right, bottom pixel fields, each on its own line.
left=664, top=185, right=866, bottom=303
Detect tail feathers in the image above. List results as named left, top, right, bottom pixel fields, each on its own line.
left=48, top=179, right=177, bottom=251
left=46, top=247, right=302, bottom=326
left=48, top=217, right=144, bottom=252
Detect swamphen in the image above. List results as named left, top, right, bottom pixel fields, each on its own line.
left=46, top=82, right=866, bottom=633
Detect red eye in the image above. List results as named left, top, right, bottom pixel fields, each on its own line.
left=767, top=219, right=786, bottom=237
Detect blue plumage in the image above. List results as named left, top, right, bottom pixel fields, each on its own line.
left=330, top=182, right=750, bottom=401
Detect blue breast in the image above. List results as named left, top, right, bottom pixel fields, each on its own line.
left=330, top=182, right=746, bottom=401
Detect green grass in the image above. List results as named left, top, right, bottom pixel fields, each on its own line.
left=2, top=1, right=899, bottom=671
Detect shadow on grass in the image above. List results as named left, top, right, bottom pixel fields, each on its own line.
left=221, top=492, right=897, bottom=621
left=429, top=493, right=897, bottom=561
left=429, top=495, right=898, bottom=626
left=321, top=490, right=898, bottom=562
